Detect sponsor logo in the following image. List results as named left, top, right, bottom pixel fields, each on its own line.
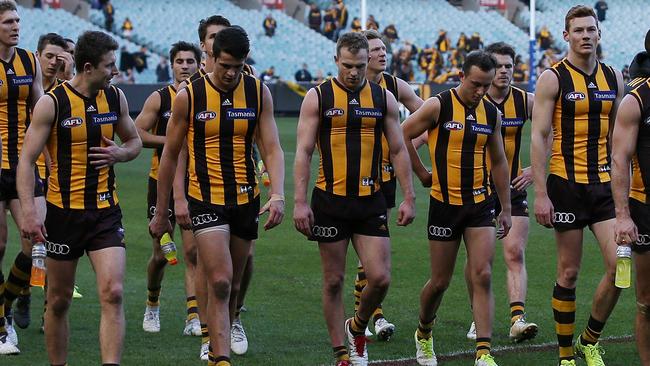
left=61, top=117, right=83, bottom=128
left=473, top=187, right=487, bottom=196
left=382, top=164, right=393, bottom=173
left=149, top=205, right=174, bottom=219
left=196, top=110, right=217, bottom=122
left=86, top=105, right=97, bottom=112
left=645, top=116, right=650, bottom=126
left=636, top=234, right=650, bottom=245
left=593, top=90, right=617, bottom=101
left=162, top=110, right=172, bottom=119
left=470, top=123, right=494, bottom=135
left=239, top=185, right=254, bottom=194
left=598, top=164, right=611, bottom=173
left=91, top=112, right=118, bottom=125
left=466, top=114, right=475, bottom=121
left=361, top=177, right=375, bottom=186
left=0, top=79, right=3, bottom=86
left=312, top=225, right=338, bottom=238
left=45, top=240, right=71, bottom=255
left=349, top=98, right=359, bottom=105
left=12, top=75, right=33, bottom=86
left=554, top=212, right=576, bottom=224
left=428, top=225, right=452, bottom=238
left=443, top=121, right=463, bottom=131
left=353, top=107, right=383, bottom=118
left=222, top=98, right=232, bottom=106
left=325, top=108, right=345, bottom=117
left=379, top=214, right=387, bottom=221
left=192, top=213, right=219, bottom=226
left=226, top=108, right=257, bottom=120
left=98, top=192, right=112, bottom=201
left=588, top=82, right=597, bottom=89
left=565, top=92, right=586, bottom=101
left=6, top=69, right=14, bottom=75
left=501, top=118, right=525, bottom=127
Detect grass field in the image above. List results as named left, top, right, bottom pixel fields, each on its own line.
left=3, top=117, right=640, bottom=365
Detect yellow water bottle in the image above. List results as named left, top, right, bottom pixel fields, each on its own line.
left=615, top=245, right=632, bottom=289
left=160, top=233, right=178, bottom=265
left=30, top=242, right=47, bottom=287
left=257, top=160, right=270, bottom=187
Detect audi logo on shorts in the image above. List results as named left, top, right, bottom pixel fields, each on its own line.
left=428, top=225, right=452, bottom=238
left=46, top=240, right=71, bottom=255
left=312, top=226, right=338, bottom=238
left=192, top=213, right=219, bottom=226
left=636, top=234, right=650, bottom=246
left=554, top=212, right=576, bottom=224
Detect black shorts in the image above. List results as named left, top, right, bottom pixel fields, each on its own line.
left=0, top=169, right=44, bottom=202
left=188, top=196, right=260, bottom=240
left=380, top=178, right=396, bottom=209
left=630, top=198, right=650, bottom=253
left=547, top=174, right=615, bottom=231
left=309, top=188, right=389, bottom=243
left=493, top=188, right=529, bottom=217
left=44, top=203, right=125, bottom=260
left=427, top=196, right=496, bottom=241
left=147, top=177, right=175, bottom=225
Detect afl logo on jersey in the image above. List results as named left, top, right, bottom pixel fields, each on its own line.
left=60, top=117, right=83, bottom=128
left=565, top=92, right=586, bottom=101
left=443, top=121, right=464, bottom=131
left=324, top=108, right=344, bottom=117
left=195, top=110, right=217, bottom=122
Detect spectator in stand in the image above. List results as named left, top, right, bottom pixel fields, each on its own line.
left=448, top=47, right=464, bottom=68
left=393, top=47, right=414, bottom=81
left=435, top=29, right=451, bottom=54
left=383, top=24, right=399, bottom=43
left=322, top=7, right=337, bottom=40
left=418, top=46, right=433, bottom=79
left=295, top=63, right=312, bottom=82
left=366, top=14, right=379, bottom=30
left=103, top=0, right=114, bottom=31
left=537, top=25, right=553, bottom=50
left=260, top=66, right=279, bottom=83
left=121, top=17, right=133, bottom=40
left=118, top=45, right=133, bottom=74
left=334, top=0, right=348, bottom=40
left=263, top=13, right=277, bottom=37
left=457, top=32, right=470, bottom=53
left=34, top=0, right=42, bottom=8
left=156, top=56, right=170, bottom=83
left=313, top=69, right=325, bottom=84
left=133, top=45, right=149, bottom=73
left=594, top=0, right=608, bottom=21
left=308, top=3, right=321, bottom=33
left=622, top=64, right=630, bottom=83
left=350, top=16, right=362, bottom=32
left=513, top=55, right=528, bottom=82
left=469, top=31, right=483, bottom=51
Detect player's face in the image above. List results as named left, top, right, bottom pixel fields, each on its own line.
left=87, top=51, right=118, bottom=89
left=0, top=10, right=20, bottom=47
left=460, top=65, right=495, bottom=106
left=367, top=38, right=387, bottom=73
left=213, top=51, right=245, bottom=88
left=172, top=50, right=198, bottom=83
left=491, top=53, right=513, bottom=89
left=38, top=44, right=65, bottom=79
left=202, top=24, right=227, bottom=58
left=335, top=47, right=368, bottom=90
left=564, top=16, right=600, bottom=56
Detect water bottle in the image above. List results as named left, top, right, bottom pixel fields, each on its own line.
left=30, top=243, right=47, bottom=287
left=257, top=160, right=270, bottom=187
left=160, top=233, right=178, bottom=265
left=615, top=245, right=632, bottom=289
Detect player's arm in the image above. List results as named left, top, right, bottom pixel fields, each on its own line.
left=396, top=78, right=424, bottom=113
left=171, top=141, right=191, bottom=230
left=531, top=69, right=559, bottom=227
left=150, top=89, right=190, bottom=238
left=384, top=91, right=415, bottom=226
left=17, top=95, right=54, bottom=243
left=512, top=91, right=536, bottom=191
left=487, top=113, right=512, bottom=238
left=611, top=94, right=642, bottom=245
left=293, top=88, right=319, bottom=236
left=608, top=68, right=626, bottom=139
left=256, top=84, right=285, bottom=230
left=402, top=96, right=440, bottom=187
left=30, top=59, right=44, bottom=106
left=135, top=91, right=166, bottom=148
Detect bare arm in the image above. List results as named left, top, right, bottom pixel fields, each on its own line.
left=608, top=68, right=626, bottom=139
left=396, top=78, right=424, bottom=113
left=293, top=88, right=319, bottom=236
left=487, top=114, right=512, bottom=238
left=30, top=58, right=44, bottom=107
left=611, top=95, right=641, bottom=245
left=511, top=91, right=536, bottom=191
left=135, top=91, right=166, bottom=148
left=172, top=141, right=190, bottom=230
left=402, top=96, right=440, bottom=186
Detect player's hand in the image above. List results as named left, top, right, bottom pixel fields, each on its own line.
left=614, top=216, right=638, bottom=246
left=57, top=52, right=74, bottom=79
left=259, top=194, right=284, bottom=230
left=21, top=212, right=47, bottom=244
left=149, top=212, right=172, bottom=239
left=293, top=201, right=314, bottom=237
left=512, top=167, right=533, bottom=191
left=174, top=197, right=192, bottom=231
left=89, top=136, right=125, bottom=169
left=496, top=210, right=512, bottom=239
left=396, top=199, right=415, bottom=226
left=534, top=192, right=554, bottom=228
left=418, top=171, right=433, bottom=188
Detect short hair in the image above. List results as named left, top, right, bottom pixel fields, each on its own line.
left=0, top=0, right=16, bottom=15
left=198, top=15, right=231, bottom=43
left=565, top=5, right=598, bottom=31
left=485, top=42, right=516, bottom=63
left=362, top=29, right=382, bottom=42
left=74, top=31, right=119, bottom=73
left=336, top=32, right=369, bottom=56
left=462, top=50, right=497, bottom=75
left=212, top=26, right=249, bottom=60
left=37, top=33, right=67, bottom=53
left=169, top=41, right=201, bottom=64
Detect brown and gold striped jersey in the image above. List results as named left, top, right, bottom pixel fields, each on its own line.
left=429, top=88, right=499, bottom=205
left=149, top=84, right=176, bottom=180
left=315, top=78, right=386, bottom=197
left=185, top=73, right=261, bottom=206
left=549, top=58, right=618, bottom=184
left=629, top=78, right=650, bottom=203
left=378, top=72, right=399, bottom=183
left=46, top=82, right=121, bottom=209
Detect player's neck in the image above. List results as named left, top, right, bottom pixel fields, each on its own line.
left=487, top=85, right=509, bottom=103
left=69, top=75, right=100, bottom=98
left=567, top=51, right=598, bottom=74
left=203, top=58, right=215, bottom=73
left=42, top=75, right=56, bottom=90
left=0, top=44, right=15, bottom=63
left=366, top=68, right=382, bottom=84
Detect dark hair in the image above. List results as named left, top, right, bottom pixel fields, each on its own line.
left=198, top=15, right=231, bottom=43
left=362, top=29, right=382, bottom=41
left=169, top=41, right=201, bottom=64
left=0, top=0, right=16, bottom=15
left=212, top=26, right=249, bottom=60
left=37, top=33, right=67, bottom=53
left=485, top=42, right=516, bottom=63
left=565, top=5, right=598, bottom=31
left=336, top=32, right=369, bottom=56
left=462, top=50, right=497, bottom=74
left=74, top=31, right=119, bottom=72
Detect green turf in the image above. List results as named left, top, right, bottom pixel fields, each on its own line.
left=2, top=117, right=640, bottom=365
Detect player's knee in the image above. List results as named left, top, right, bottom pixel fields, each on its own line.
left=366, top=270, right=391, bottom=291
left=504, top=245, right=525, bottom=266
left=559, top=267, right=579, bottom=285
left=150, top=251, right=167, bottom=267
left=48, top=293, right=72, bottom=316
left=208, top=277, right=231, bottom=300
left=323, top=274, right=345, bottom=296
left=100, top=282, right=123, bottom=306
left=471, top=266, right=492, bottom=289
left=429, top=276, right=452, bottom=294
